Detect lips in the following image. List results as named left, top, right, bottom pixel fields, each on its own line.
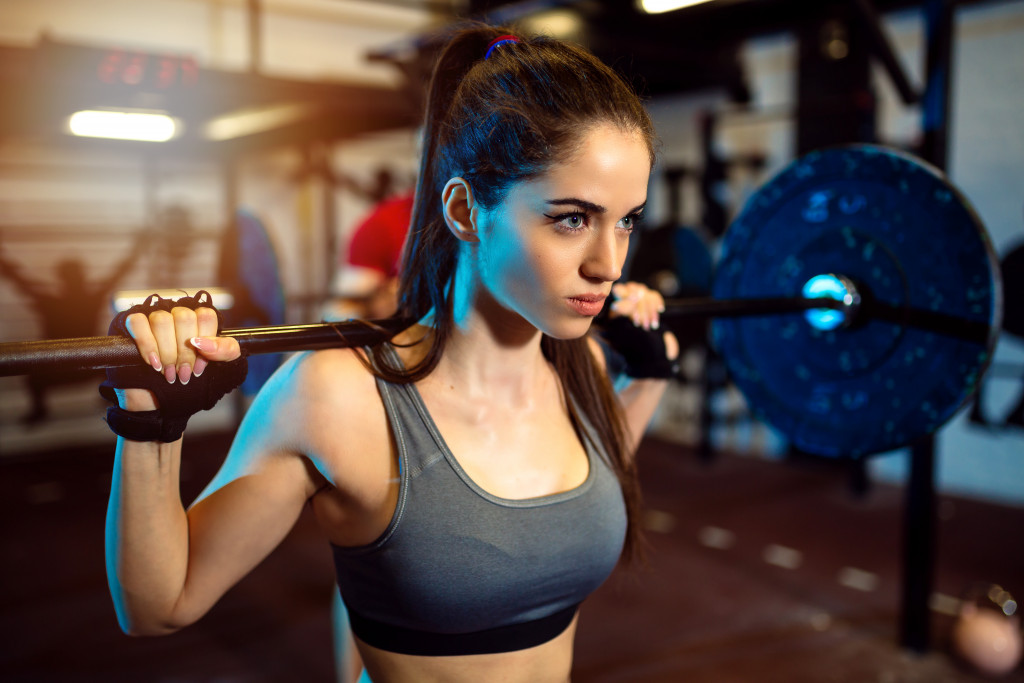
left=567, top=293, right=607, bottom=317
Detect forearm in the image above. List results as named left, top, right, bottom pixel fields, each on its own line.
left=617, top=378, right=670, bottom=454
left=105, top=436, right=192, bottom=635
left=101, top=294, right=252, bottom=635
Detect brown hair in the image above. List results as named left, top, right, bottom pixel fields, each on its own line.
left=368, top=23, right=657, bottom=560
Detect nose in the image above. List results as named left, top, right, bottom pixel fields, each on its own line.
left=580, top=228, right=624, bottom=283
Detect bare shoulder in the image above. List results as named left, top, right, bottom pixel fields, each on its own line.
left=255, top=346, right=384, bottom=451
left=285, top=346, right=379, bottom=407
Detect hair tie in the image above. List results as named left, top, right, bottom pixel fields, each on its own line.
left=485, top=34, right=520, bottom=60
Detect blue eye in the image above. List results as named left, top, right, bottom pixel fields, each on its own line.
left=545, top=212, right=587, bottom=232
left=618, top=212, right=643, bottom=232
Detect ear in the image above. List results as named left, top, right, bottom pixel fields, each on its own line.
left=442, top=177, right=480, bottom=243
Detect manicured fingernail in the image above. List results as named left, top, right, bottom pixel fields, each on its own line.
left=193, top=357, right=208, bottom=377
left=190, top=337, right=209, bottom=352
left=164, top=366, right=177, bottom=384
left=178, top=363, right=192, bottom=385
left=652, top=319, right=660, bottom=330
left=148, top=352, right=162, bottom=372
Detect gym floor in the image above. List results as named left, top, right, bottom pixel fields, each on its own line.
left=2, top=429, right=1022, bottom=682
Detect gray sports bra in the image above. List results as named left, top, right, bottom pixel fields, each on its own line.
left=330, top=344, right=627, bottom=656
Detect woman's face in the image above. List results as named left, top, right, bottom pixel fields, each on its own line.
left=473, top=122, right=651, bottom=339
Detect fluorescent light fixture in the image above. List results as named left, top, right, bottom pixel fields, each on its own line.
left=639, top=0, right=715, bottom=14
left=68, top=110, right=178, bottom=142
left=204, top=103, right=318, bottom=141
left=520, top=9, right=585, bottom=40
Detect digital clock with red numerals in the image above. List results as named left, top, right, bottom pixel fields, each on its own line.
left=95, top=49, right=199, bottom=89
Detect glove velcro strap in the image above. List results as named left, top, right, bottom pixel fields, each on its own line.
left=105, top=406, right=188, bottom=443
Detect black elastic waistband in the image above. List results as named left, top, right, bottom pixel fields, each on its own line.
left=348, top=604, right=579, bottom=657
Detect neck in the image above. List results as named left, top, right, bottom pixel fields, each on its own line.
left=428, top=256, right=552, bottom=400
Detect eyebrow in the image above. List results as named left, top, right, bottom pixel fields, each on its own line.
left=546, top=198, right=647, bottom=215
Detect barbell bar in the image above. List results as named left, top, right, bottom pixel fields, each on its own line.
left=0, top=294, right=849, bottom=377
left=0, top=281, right=990, bottom=378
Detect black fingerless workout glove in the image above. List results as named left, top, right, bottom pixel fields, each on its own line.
left=99, top=290, right=248, bottom=442
left=598, top=315, right=678, bottom=380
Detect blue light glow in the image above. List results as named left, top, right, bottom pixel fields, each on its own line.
left=802, top=274, right=852, bottom=331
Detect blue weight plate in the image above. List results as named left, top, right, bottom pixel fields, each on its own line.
left=711, top=145, right=1001, bottom=458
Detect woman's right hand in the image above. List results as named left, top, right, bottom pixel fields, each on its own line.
left=119, top=304, right=242, bottom=411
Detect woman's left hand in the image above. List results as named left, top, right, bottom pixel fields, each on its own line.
left=607, top=281, right=680, bottom=367
left=609, top=281, right=665, bottom=331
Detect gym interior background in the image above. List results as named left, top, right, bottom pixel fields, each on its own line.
left=0, top=0, right=1021, bottom=681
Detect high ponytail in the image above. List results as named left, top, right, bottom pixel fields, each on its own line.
left=385, top=26, right=512, bottom=384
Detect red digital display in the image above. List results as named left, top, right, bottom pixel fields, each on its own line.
left=96, top=49, right=199, bottom=89
left=38, top=39, right=201, bottom=92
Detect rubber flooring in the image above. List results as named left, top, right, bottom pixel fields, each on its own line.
left=1, top=431, right=1022, bottom=682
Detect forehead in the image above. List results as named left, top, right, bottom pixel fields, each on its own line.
left=520, top=124, right=651, bottom=204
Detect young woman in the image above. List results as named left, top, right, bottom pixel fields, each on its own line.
left=104, top=24, right=677, bottom=683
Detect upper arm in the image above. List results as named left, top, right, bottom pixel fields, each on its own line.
left=174, top=352, right=350, bottom=619
left=586, top=334, right=669, bottom=456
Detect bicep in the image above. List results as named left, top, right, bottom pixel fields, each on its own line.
left=180, top=449, right=317, bottom=615
left=175, top=363, right=323, bottom=619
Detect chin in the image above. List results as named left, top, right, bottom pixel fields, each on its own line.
left=541, top=316, right=595, bottom=341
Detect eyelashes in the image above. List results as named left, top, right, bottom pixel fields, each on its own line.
left=544, top=212, right=587, bottom=232
left=620, top=211, right=645, bottom=231
left=543, top=211, right=644, bottom=233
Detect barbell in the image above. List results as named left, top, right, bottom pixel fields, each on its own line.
left=0, top=145, right=1002, bottom=459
